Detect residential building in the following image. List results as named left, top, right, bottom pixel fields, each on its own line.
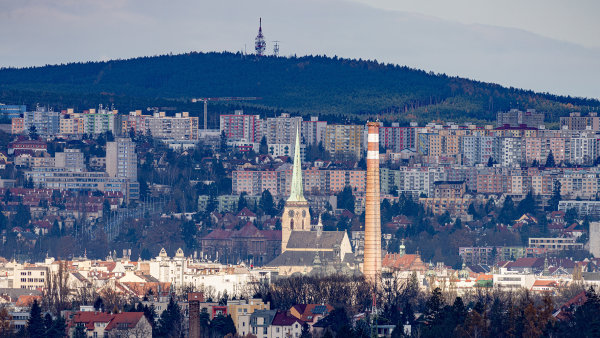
left=528, top=237, right=584, bottom=251
left=106, top=138, right=137, bottom=181
left=220, top=110, right=263, bottom=143
left=560, top=112, right=600, bottom=131
left=323, top=124, right=363, bottom=159
left=0, top=104, right=26, bottom=119
left=301, top=116, right=327, bottom=145
left=497, top=109, right=544, bottom=128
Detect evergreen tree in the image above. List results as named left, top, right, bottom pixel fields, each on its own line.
left=27, top=300, right=45, bottom=337
left=44, top=313, right=53, bottom=333
left=517, top=191, right=535, bottom=216
left=573, top=287, right=600, bottom=336
left=13, top=203, right=31, bottom=228
left=499, top=195, right=516, bottom=224
left=210, top=314, right=236, bottom=337
left=336, top=186, right=355, bottom=213
left=300, top=322, right=312, bottom=338
left=259, top=189, right=275, bottom=216
left=73, top=324, right=87, bottom=338
left=259, top=136, right=268, bottom=155
left=47, top=316, right=67, bottom=338
left=93, top=297, right=104, bottom=311
left=545, top=150, right=556, bottom=167
left=29, top=125, right=38, bottom=140
left=237, top=192, right=248, bottom=212
left=156, top=297, right=182, bottom=337
left=548, top=180, right=562, bottom=211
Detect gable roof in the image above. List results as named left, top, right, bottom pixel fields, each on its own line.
left=267, top=251, right=337, bottom=267
left=106, top=312, right=145, bottom=331
left=272, top=311, right=304, bottom=326
left=286, top=231, right=346, bottom=250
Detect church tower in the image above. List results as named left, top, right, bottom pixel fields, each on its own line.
left=281, top=126, right=311, bottom=252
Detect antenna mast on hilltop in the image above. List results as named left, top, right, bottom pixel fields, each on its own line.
left=255, top=18, right=266, bottom=56
left=272, top=41, right=280, bottom=57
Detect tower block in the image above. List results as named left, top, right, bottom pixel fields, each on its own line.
left=364, top=122, right=382, bottom=283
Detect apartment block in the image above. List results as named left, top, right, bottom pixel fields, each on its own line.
left=560, top=112, right=600, bottom=131
left=496, top=109, right=544, bottom=128
left=379, top=124, right=416, bottom=152
left=323, top=124, right=363, bottom=159
left=13, top=266, right=47, bottom=290
left=220, top=110, right=263, bottom=143
left=301, top=116, right=327, bottom=145
left=528, top=237, right=583, bottom=251
left=106, top=138, right=137, bottom=181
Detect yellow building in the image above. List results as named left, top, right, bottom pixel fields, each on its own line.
left=324, top=124, right=363, bottom=159
left=227, top=298, right=270, bottom=330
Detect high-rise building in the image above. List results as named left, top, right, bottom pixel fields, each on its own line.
left=560, top=112, right=600, bottom=131
left=54, top=149, right=85, bottom=172
left=323, top=124, right=363, bottom=159
left=497, top=109, right=544, bottom=128
left=301, top=116, right=327, bottom=146
left=106, top=138, right=137, bottom=181
left=265, top=113, right=302, bottom=145
left=219, top=110, right=263, bottom=143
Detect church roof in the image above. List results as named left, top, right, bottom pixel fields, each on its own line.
left=266, top=250, right=338, bottom=267
left=286, top=231, right=346, bottom=250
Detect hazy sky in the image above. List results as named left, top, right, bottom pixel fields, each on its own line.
left=0, top=0, right=598, bottom=99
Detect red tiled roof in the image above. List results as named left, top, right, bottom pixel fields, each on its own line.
left=272, top=311, right=303, bottom=326
left=203, top=229, right=232, bottom=240
left=15, top=295, right=41, bottom=307
left=260, top=230, right=282, bottom=241
left=73, top=312, right=114, bottom=330
left=105, top=312, right=145, bottom=331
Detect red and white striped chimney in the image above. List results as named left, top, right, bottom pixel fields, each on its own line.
left=364, top=122, right=382, bottom=282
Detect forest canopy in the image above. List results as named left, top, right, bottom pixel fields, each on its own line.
left=1, top=51, right=598, bottom=126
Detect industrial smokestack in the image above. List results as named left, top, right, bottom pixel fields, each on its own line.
left=364, top=122, right=382, bottom=283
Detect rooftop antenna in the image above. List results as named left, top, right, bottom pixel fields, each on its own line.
left=255, top=18, right=266, bottom=56
left=272, top=40, right=280, bottom=57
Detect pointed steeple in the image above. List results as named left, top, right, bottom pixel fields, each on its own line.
left=288, top=125, right=305, bottom=202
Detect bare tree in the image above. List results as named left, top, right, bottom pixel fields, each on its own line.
left=43, top=261, right=71, bottom=315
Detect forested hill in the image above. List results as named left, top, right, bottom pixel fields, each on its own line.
left=0, top=51, right=598, bottom=125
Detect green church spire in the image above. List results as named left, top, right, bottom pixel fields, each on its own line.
left=288, top=125, right=306, bottom=202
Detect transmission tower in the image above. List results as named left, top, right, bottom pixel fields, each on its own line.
left=255, top=18, right=266, bottom=56
left=272, top=40, right=280, bottom=56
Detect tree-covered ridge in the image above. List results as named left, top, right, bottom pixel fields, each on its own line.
left=0, top=51, right=598, bottom=124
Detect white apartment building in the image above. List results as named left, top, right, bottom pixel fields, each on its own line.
left=13, top=266, right=47, bottom=290
left=106, top=138, right=137, bottom=181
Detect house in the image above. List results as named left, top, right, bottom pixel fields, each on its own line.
left=271, top=311, right=304, bottom=338
left=531, top=280, right=560, bottom=294
left=382, top=252, right=428, bottom=273
left=554, top=291, right=587, bottom=321
left=237, top=208, right=257, bottom=222
left=289, top=304, right=334, bottom=326
left=244, top=309, right=304, bottom=338
left=68, top=311, right=152, bottom=338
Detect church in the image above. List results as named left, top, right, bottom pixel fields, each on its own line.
left=266, top=127, right=358, bottom=276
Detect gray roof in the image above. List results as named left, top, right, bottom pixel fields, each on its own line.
left=250, top=310, right=277, bottom=327
left=583, top=272, right=600, bottom=281
left=286, top=231, right=345, bottom=250
left=0, top=288, right=42, bottom=300
left=266, top=251, right=338, bottom=267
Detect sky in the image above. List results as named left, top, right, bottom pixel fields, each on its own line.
left=0, top=0, right=598, bottom=99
